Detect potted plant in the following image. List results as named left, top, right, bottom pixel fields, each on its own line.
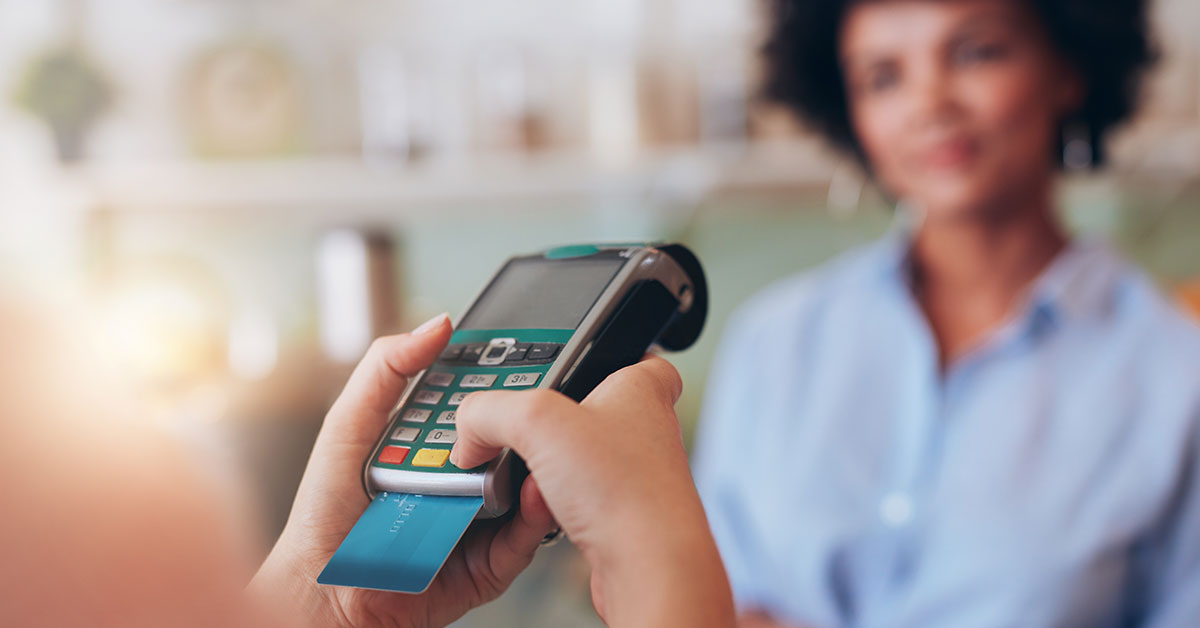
left=12, top=45, right=113, bottom=163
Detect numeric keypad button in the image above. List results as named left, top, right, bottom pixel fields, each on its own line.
left=425, top=430, right=458, bottom=445
left=503, top=372, right=541, bottom=388
left=413, top=389, right=444, bottom=405
left=461, top=374, right=498, bottom=388
left=424, top=372, right=455, bottom=387
left=400, top=408, right=432, bottom=423
left=390, top=426, right=421, bottom=442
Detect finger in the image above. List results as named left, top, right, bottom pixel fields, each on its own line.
left=449, top=389, right=576, bottom=470
left=582, top=355, right=683, bottom=414
left=325, top=313, right=452, bottom=439
left=487, top=476, right=557, bottom=584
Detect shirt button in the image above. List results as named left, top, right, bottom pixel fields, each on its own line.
left=880, top=492, right=914, bottom=527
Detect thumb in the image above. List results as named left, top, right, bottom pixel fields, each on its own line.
left=582, top=355, right=683, bottom=415
left=449, top=389, right=577, bottom=470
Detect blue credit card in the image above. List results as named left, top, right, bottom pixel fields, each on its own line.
left=318, top=492, right=484, bottom=593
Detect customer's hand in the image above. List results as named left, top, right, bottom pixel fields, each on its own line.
left=249, top=314, right=557, bottom=628
left=452, top=356, right=736, bottom=628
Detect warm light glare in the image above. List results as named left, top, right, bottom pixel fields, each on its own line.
left=92, top=277, right=221, bottom=384
left=227, top=305, right=278, bottom=380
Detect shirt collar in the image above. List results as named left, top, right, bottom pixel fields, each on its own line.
left=871, top=219, right=1120, bottom=336
left=1023, top=238, right=1118, bottom=327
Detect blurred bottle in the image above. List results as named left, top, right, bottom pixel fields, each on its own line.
left=315, top=229, right=398, bottom=364
left=694, top=49, right=750, bottom=144
left=587, top=51, right=640, bottom=166
left=358, top=46, right=434, bottom=164
left=473, top=47, right=551, bottom=153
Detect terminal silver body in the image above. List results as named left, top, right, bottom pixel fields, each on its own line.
left=363, top=245, right=699, bottom=517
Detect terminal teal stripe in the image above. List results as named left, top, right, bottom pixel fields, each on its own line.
left=449, top=328, right=574, bottom=344
left=544, top=242, right=659, bottom=259
left=544, top=244, right=600, bottom=259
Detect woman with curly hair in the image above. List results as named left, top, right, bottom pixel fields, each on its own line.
left=692, top=0, right=1200, bottom=626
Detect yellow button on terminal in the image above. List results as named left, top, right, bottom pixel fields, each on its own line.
left=412, top=448, right=451, bottom=468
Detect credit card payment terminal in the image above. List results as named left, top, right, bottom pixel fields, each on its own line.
left=318, top=243, right=708, bottom=593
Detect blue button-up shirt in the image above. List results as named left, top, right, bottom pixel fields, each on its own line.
left=693, top=234, right=1200, bottom=627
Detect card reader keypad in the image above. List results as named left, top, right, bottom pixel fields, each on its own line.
left=440, top=342, right=562, bottom=367
left=374, top=340, right=562, bottom=473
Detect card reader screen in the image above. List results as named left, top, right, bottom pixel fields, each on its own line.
left=458, top=256, right=625, bottom=330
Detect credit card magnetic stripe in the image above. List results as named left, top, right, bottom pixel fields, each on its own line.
left=318, top=493, right=484, bottom=593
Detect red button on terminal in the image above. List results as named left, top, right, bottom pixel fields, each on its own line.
left=379, top=446, right=411, bottom=465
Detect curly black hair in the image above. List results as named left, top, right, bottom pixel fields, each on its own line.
left=762, top=0, right=1157, bottom=167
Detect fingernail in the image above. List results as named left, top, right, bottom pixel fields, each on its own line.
left=448, top=446, right=460, bottom=467
left=413, top=312, right=449, bottom=335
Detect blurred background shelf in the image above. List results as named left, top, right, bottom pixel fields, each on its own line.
left=75, top=140, right=841, bottom=216
left=14, top=130, right=1200, bottom=222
